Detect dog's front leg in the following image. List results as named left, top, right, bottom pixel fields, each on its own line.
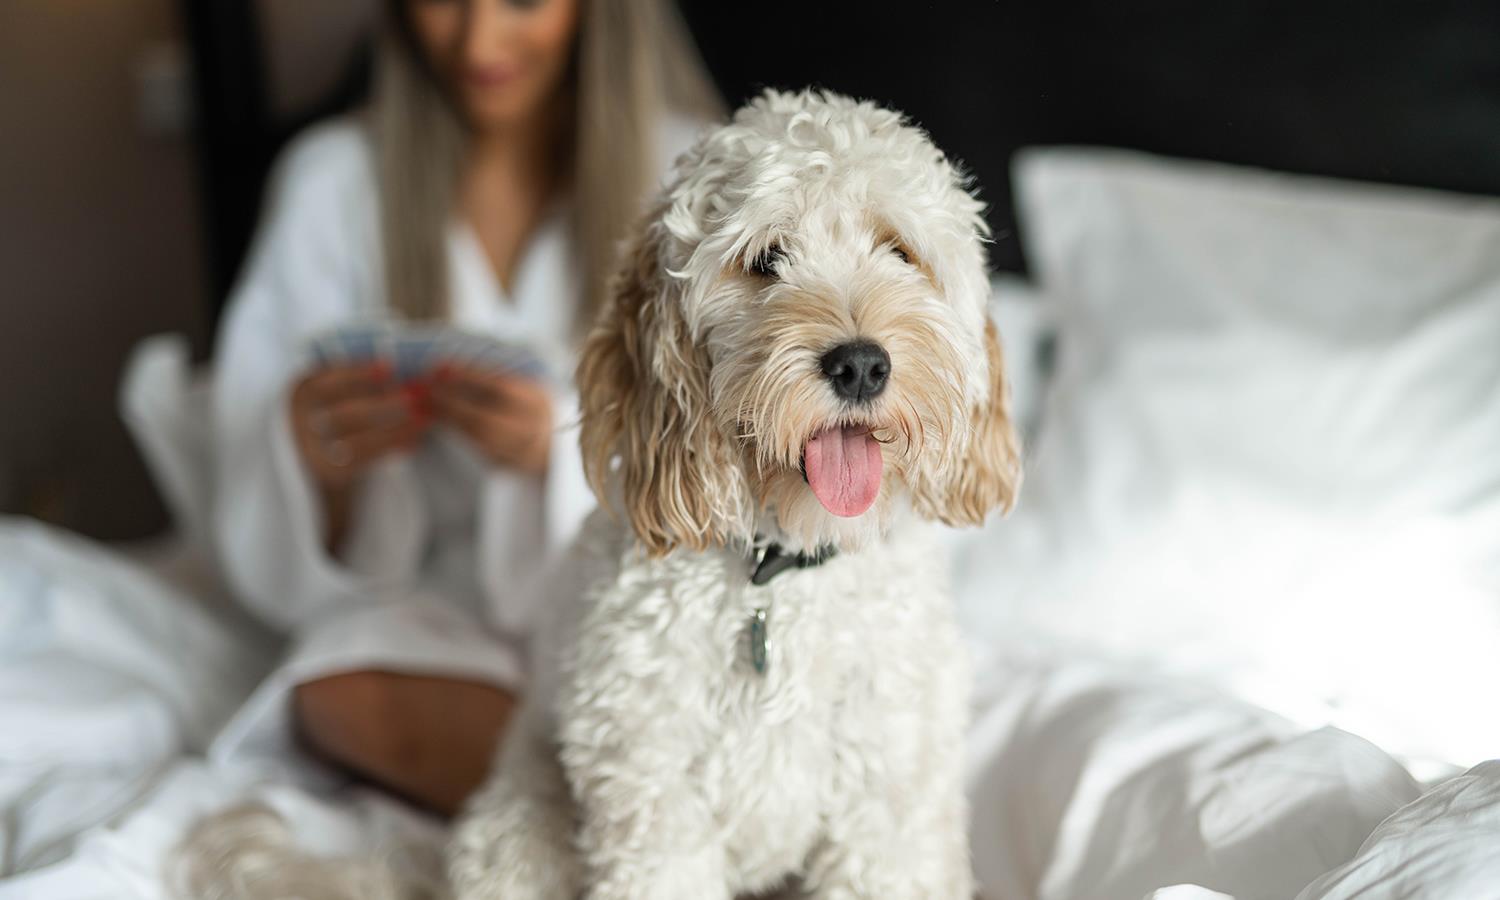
left=564, top=731, right=732, bottom=900
left=798, top=782, right=973, bottom=900
left=449, top=706, right=584, bottom=900
left=572, top=777, right=732, bottom=900
left=801, top=652, right=974, bottom=899
left=559, top=648, right=732, bottom=900
left=580, top=823, right=730, bottom=900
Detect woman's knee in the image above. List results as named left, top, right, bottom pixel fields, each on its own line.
left=293, top=670, right=412, bottom=774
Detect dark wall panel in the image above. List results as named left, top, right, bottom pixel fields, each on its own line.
left=186, top=1, right=1500, bottom=294
left=679, top=0, right=1500, bottom=272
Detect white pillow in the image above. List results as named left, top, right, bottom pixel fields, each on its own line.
left=120, top=334, right=216, bottom=546
left=1295, top=761, right=1500, bottom=899
left=955, top=148, right=1500, bottom=768
left=989, top=273, right=1052, bottom=444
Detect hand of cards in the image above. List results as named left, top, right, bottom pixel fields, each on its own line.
left=308, top=323, right=551, bottom=382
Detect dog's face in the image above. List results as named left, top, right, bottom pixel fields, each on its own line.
left=579, top=90, right=1019, bottom=555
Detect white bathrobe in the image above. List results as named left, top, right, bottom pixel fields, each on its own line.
left=208, top=118, right=680, bottom=776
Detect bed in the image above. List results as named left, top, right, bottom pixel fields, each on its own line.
left=4, top=143, right=1499, bottom=900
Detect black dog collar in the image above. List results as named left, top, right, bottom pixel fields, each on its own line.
left=749, top=542, right=838, bottom=586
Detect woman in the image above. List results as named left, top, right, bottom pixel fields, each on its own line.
left=211, top=0, right=720, bottom=815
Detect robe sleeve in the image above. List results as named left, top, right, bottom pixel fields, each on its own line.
left=210, top=124, right=427, bottom=633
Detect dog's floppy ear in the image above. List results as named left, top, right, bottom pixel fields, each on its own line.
left=915, top=319, right=1021, bottom=525
left=577, top=212, right=749, bottom=556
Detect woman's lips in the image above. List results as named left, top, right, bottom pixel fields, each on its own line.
left=465, top=64, right=521, bottom=88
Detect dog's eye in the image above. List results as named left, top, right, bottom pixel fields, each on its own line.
left=748, top=244, right=786, bottom=279
left=890, top=244, right=912, bottom=265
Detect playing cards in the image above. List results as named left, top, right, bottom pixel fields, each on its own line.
left=307, top=323, right=551, bottom=382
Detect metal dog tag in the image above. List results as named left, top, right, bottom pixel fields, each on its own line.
left=748, top=607, right=769, bottom=675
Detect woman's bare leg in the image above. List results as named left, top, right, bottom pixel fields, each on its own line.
left=294, top=670, right=516, bottom=816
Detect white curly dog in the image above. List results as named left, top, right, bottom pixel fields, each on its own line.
left=176, top=88, right=1017, bottom=900
left=448, top=88, right=1019, bottom=900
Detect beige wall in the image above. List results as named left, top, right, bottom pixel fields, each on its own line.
left=0, top=0, right=205, bottom=538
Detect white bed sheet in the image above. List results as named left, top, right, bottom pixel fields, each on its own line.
left=2, top=521, right=1497, bottom=900
left=0, top=519, right=272, bottom=880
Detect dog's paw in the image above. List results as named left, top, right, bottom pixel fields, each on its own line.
left=449, top=806, right=582, bottom=900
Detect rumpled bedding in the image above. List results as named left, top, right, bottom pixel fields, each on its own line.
left=2, top=519, right=1498, bottom=899
left=0, top=519, right=270, bottom=884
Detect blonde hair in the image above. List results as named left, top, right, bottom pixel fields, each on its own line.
left=371, top=0, right=721, bottom=327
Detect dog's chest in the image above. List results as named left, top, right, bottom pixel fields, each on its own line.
left=691, top=552, right=937, bottom=886
left=565, top=529, right=955, bottom=890
left=699, top=580, right=845, bottom=881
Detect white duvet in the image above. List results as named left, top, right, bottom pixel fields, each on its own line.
left=2, top=519, right=1497, bottom=900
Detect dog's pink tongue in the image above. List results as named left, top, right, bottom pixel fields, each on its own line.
left=804, top=425, right=883, bottom=517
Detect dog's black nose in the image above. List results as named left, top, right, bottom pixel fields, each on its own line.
left=820, top=340, right=890, bottom=403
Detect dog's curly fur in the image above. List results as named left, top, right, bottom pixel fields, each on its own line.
left=448, top=89, right=1019, bottom=900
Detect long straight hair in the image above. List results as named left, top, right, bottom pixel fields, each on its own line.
left=372, top=0, right=721, bottom=330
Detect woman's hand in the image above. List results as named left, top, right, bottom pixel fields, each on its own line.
left=430, top=363, right=553, bottom=475
left=290, top=362, right=431, bottom=489
left=289, top=363, right=431, bottom=549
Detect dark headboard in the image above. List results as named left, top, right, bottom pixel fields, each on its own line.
left=679, top=0, right=1500, bottom=273
left=180, top=0, right=372, bottom=327
left=186, top=0, right=1500, bottom=323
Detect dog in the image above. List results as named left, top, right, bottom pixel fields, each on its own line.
left=447, top=88, right=1020, bottom=900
